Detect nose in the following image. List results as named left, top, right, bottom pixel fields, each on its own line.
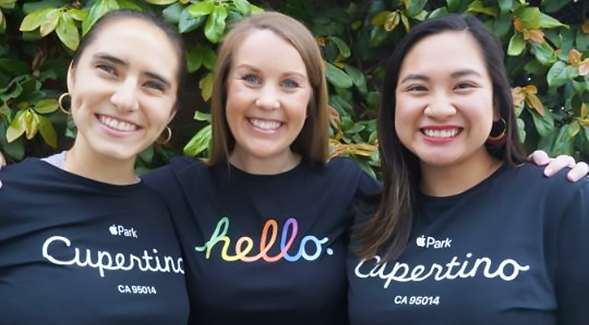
left=255, top=84, right=280, bottom=110
left=110, top=79, right=139, bottom=112
left=424, top=91, right=456, bottom=120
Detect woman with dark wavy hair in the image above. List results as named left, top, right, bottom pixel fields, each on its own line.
left=348, top=14, right=589, bottom=324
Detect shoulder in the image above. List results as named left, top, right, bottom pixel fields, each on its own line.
left=510, top=163, right=589, bottom=195
left=323, top=157, right=382, bottom=198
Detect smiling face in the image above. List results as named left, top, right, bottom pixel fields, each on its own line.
left=394, top=31, right=496, bottom=170
left=67, top=18, right=179, bottom=164
left=225, top=29, right=312, bottom=166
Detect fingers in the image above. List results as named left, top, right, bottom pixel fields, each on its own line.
left=566, top=161, right=589, bottom=182
left=543, top=154, right=576, bottom=177
left=529, top=150, right=551, bottom=166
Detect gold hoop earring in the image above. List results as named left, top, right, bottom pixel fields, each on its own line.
left=486, top=118, right=506, bottom=146
left=158, top=126, right=172, bottom=145
left=58, top=93, right=71, bottom=115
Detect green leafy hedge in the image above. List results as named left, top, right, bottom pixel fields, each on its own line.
left=1, top=0, right=587, bottom=177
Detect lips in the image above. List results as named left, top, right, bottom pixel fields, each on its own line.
left=247, top=117, right=282, bottom=130
left=97, top=114, right=140, bottom=132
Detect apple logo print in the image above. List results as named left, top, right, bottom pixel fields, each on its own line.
left=109, top=224, right=118, bottom=236
left=416, top=235, right=426, bottom=247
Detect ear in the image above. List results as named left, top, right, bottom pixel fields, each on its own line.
left=66, top=63, right=75, bottom=92
left=167, top=110, right=177, bottom=124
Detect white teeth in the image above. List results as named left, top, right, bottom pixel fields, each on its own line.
left=99, top=115, right=138, bottom=132
left=423, top=129, right=458, bottom=138
left=249, top=118, right=281, bottom=130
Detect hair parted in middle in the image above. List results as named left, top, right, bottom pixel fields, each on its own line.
left=353, top=14, right=528, bottom=262
left=208, top=11, right=329, bottom=166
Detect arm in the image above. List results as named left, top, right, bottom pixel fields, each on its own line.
left=555, top=182, right=589, bottom=324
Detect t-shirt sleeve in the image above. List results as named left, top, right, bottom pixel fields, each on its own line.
left=355, top=169, right=382, bottom=199
left=555, top=181, right=589, bottom=324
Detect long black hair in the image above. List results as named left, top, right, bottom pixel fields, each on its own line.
left=353, top=14, right=527, bottom=261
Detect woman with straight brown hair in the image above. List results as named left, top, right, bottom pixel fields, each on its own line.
left=144, top=11, right=381, bottom=325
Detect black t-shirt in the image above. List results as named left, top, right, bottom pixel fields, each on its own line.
left=0, top=159, right=189, bottom=324
left=143, top=157, right=380, bottom=325
left=348, top=163, right=589, bottom=325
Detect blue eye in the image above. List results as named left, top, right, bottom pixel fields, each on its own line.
left=145, top=81, right=165, bottom=91
left=282, top=80, right=299, bottom=89
left=242, top=74, right=261, bottom=84
left=97, top=64, right=116, bottom=75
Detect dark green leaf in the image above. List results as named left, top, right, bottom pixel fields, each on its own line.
left=0, top=59, right=31, bottom=76
left=37, top=114, right=57, bottom=147
left=552, top=124, right=574, bottom=155
left=325, top=62, right=353, bottom=88
left=546, top=61, right=568, bottom=88
left=467, top=1, right=498, bottom=16
left=82, top=0, right=120, bottom=35
left=524, top=59, right=547, bottom=75
left=187, top=46, right=203, bottom=73
left=344, top=64, right=367, bottom=93
left=202, top=46, right=217, bottom=70
left=22, top=0, right=63, bottom=14
left=429, top=7, right=448, bottom=19
left=530, top=42, right=556, bottom=65
left=576, top=28, right=589, bottom=52
left=183, top=124, right=211, bottom=156
left=56, top=12, right=79, bottom=50
left=179, top=6, right=205, bottom=33
left=498, top=0, right=513, bottom=13
left=407, top=0, right=427, bottom=17
left=530, top=109, right=554, bottom=137
left=330, top=37, right=350, bottom=58
left=162, top=2, right=183, bottom=24
left=493, top=13, right=513, bottom=38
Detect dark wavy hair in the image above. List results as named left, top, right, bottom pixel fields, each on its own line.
left=353, top=14, right=527, bottom=261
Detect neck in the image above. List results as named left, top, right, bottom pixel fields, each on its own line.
left=229, top=148, right=301, bottom=175
left=420, top=150, right=502, bottom=197
left=65, top=141, right=139, bottom=185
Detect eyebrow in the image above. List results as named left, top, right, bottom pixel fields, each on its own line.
left=93, top=53, right=172, bottom=89
left=399, top=69, right=484, bottom=85
left=235, top=64, right=308, bottom=80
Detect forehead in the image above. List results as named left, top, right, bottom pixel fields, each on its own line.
left=400, top=31, right=488, bottom=77
left=80, top=19, right=179, bottom=80
left=232, top=29, right=308, bottom=75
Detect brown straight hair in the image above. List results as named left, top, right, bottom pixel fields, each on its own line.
left=208, top=12, right=329, bottom=166
left=353, top=14, right=527, bottom=262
